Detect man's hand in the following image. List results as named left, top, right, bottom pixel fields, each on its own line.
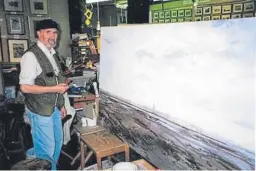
left=60, top=106, right=67, bottom=118
left=55, top=83, right=69, bottom=94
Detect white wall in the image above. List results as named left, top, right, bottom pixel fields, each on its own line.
left=99, top=18, right=255, bottom=152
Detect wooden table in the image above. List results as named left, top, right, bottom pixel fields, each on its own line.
left=80, top=130, right=130, bottom=169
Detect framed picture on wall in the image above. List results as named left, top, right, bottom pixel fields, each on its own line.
left=212, top=6, right=221, bottom=14
left=203, top=6, right=211, bottom=15
left=221, top=14, right=230, bottom=20
left=184, top=18, right=192, bottom=22
left=178, top=10, right=184, bottom=17
left=171, top=10, right=177, bottom=18
left=29, top=0, right=48, bottom=14
left=164, top=19, right=170, bottom=23
left=6, top=14, right=25, bottom=35
left=153, top=12, right=159, bottom=19
left=28, top=16, right=50, bottom=42
left=212, top=15, right=221, bottom=20
left=222, top=5, right=232, bottom=14
left=196, top=7, right=202, bottom=15
left=177, top=18, right=184, bottom=22
left=159, top=19, right=164, bottom=23
left=4, top=0, right=23, bottom=12
left=171, top=18, right=177, bottom=23
left=231, top=14, right=241, bottom=19
left=243, top=13, right=254, bottom=18
left=233, top=4, right=243, bottom=13
left=165, top=11, right=171, bottom=18
left=203, top=16, right=211, bottom=21
left=195, top=16, right=202, bottom=21
left=244, top=2, right=254, bottom=12
left=159, top=11, right=164, bottom=19
left=8, top=39, right=28, bottom=63
left=152, top=19, right=158, bottom=23
left=185, top=9, right=192, bottom=17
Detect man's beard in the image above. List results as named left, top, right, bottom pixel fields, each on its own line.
left=48, top=39, right=56, bottom=48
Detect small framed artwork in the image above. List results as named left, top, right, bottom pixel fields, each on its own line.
left=184, top=18, right=192, bottom=22
left=231, top=14, right=241, bottom=19
left=164, top=19, right=170, bottom=23
left=243, top=13, right=254, bottom=18
left=212, top=15, right=221, bottom=20
left=178, top=10, right=184, bottom=17
left=153, top=12, right=159, bottom=19
left=177, top=18, right=184, bottom=22
left=244, top=2, right=254, bottom=12
left=165, top=11, right=171, bottom=18
left=221, top=14, right=230, bottom=20
left=159, top=11, right=164, bottom=19
left=29, top=0, right=48, bottom=15
left=212, top=6, right=221, bottom=14
left=233, top=4, right=243, bottom=13
left=5, top=14, right=25, bottom=35
left=195, top=16, right=202, bottom=21
left=222, top=5, right=232, bottom=14
left=171, top=10, right=177, bottom=18
left=171, top=18, right=177, bottom=23
left=28, top=16, right=50, bottom=42
left=185, top=9, right=192, bottom=17
left=196, top=7, right=203, bottom=15
left=7, top=39, right=28, bottom=63
left=152, top=19, right=158, bottom=23
left=203, top=6, right=211, bottom=15
left=203, top=16, right=211, bottom=21
left=4, top=0, right=23, bottom=12
left=159, top=19, right=164, bottom=23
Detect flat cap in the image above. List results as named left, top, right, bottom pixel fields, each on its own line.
left=35, top=19, right=59, bottom=31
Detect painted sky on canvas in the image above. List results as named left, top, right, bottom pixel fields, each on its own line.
left=99, top=18, right=255, bottom=152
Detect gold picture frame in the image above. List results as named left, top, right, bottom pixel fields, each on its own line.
left=231, top=14, right=241, bottom=19
left=203, top=16, right=211, bottom=21
left=244, top=2, right=254, bottom=12
left=185, top=9, right=192, bottom=17
left=212, top=5, right=221, bottom=14
left=195, top=16, right=202, bottom=21
left=221, top=14, right=230, bottom=20
left=233, top=4, right=243, bottom=13
left=243, top=13, right=254, bottom=18
left=7, top=39, right=28, bottom=63
left=222, top=5, right=231, bottom=14
left=203, top=6, right=211, bottom=15
left=212, top=15, right=221, bottom=20
left=196, top=7, right=202, bottom=15
left=165, top=11, right=171, bottom=18
left=171, top=10, right=177, bottom=18
left=178, top=10, right=184, bottom=17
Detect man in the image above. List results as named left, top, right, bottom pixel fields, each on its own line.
left=19, top=19, right=69, bottom=170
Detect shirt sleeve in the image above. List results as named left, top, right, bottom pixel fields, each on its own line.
left=19, top=52, right=39, bottom=85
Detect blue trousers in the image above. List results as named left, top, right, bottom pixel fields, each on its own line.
left=26, top=107, right=63, bottom=170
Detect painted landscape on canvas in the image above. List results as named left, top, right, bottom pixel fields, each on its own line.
left=99, top=18, right=255, bottom=170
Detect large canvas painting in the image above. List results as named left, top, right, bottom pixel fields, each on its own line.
left=99, top=18, right=255, bottom=169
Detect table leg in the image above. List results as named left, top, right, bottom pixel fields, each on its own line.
left=97, top=156, right=102, bottom=170
left=80, top=141, right=85, bottom=169
left=125, top=144, right=130, bottom=161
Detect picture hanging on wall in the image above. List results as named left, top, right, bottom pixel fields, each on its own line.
left=212, top=15, right=221, bottom=20
left=243, top=2, right=254, bottom=12
left=231, top=14, right=241, bottom=19
left=6, top=14, right=25, bottom=35
left=29, top=0, right=48, bottom=15
left=171, top=18, right=177, bottom=23
left=195, top=16, right=202, bottom=21
left=196, top=7, right=203, bottom=15
left=153, top=12, right=159, bottom=19
left=221, top=14, right=231, bottom=20
left=203, top=15, right=211, bottom=21
left=178, top=10, right=184, bottom=17
left=165, top=11, right=170, bottom=18
left=222, top=5, right=232, bottom=14
left=243, top=13, right=254, bottom=18
left=4, top=0, right=23, bottom=12
left=159, top=11, right=164, bottom=19
left=233, top=4, right=243, bottom=13
left=212, top=5, right=221, bottom=14
left=28, top=16, right=50, bottom=42
left=203, top=6, right=211, bottom=15
left=8, top=39, right=28, bottom=63
left=171, top=10, right=177, bottom=18
left=185, top=9, right=192, bottom=17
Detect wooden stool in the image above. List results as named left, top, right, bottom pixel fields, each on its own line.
left=80, top=130, right=130, bottom=169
